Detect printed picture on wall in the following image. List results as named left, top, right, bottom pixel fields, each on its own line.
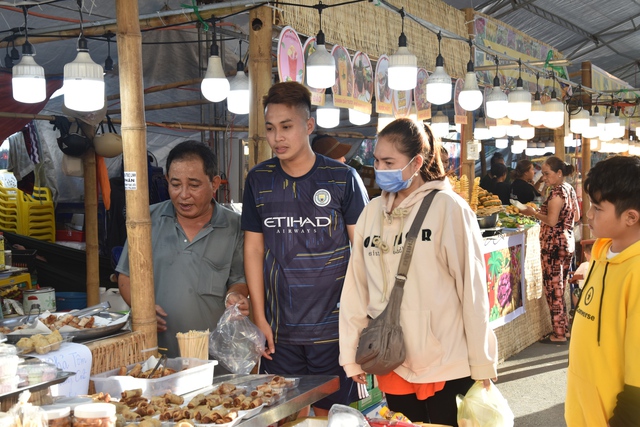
left=277, top=26, right=304, bottom=84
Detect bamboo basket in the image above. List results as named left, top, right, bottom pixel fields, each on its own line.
left=275, top=0, right=469, bottom=79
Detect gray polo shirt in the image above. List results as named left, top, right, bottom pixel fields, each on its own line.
left=116, top=199, right=245, bottom=358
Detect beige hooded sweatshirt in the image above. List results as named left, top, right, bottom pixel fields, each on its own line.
left=339, top=178, right=498, bottom=383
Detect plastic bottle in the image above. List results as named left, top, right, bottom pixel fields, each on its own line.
left=0, top=232, right=5, bottom=270
left=379, top=406, right=411, bottom=423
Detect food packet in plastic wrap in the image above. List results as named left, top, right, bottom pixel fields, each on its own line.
left=456, top=381, right=514, bottom=427
left=7, top=391, right=47, bottom=427
left=328, top=404, right=370, bottom=427
left=209, top=304, right=265, bottom=374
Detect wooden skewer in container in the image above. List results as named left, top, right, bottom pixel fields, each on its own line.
left=176, top=330, right=209, bottom=360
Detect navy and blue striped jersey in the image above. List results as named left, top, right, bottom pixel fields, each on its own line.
left=242, top=154, right=368, bottom=344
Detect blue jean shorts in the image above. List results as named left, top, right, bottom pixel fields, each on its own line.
left=259, top=342, right=359, bottom=410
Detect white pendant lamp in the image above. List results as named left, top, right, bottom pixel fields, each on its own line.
left=317, top=88, right=340, bottom=129
left=227, top=41, right=250, bottom=115
left=604, top=106, right=620, bottom=134
left=377, top=114, right=394, bottom=133
left=426, top=32, right=452, bottom=105
left=388, top=8, right=417, bottom=91
left=518, top=122, right=535, bottom=140
left=485, top=57, right=508, bottom=119
left=506, top=122, right=522, bottom=137
left=543, top=75, right=565, bottom=129
left=489, top=124, right=507, bottom=138
left=507, top=60, right=531, bottom=121
left=528, top=73, right=544, bottom=127
left=512, top=138, right=527, bottom=153
left=348, top=109, right=370, bottom=126
left=430, top=109, right=449, bottom=138
left=12, top=7, right=46, bottom=104
left=458, top=39, right=482, bottom=111
left=582, top=115, right=599, bottom=139
left=473, top=117, right=491, bottom=140
left=306, top=7, right=336, bottom=89
left=63, top=2, right=104, bottom=112
left=495, top=138, right=509, bottom=149
left=201, top=22, right=230, bottom=103
left=525, top=141, right=537, bottom=156
left=570, top=107, right=590, bottom=134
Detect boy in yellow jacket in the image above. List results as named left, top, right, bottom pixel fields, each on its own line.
left=565, top=156, right=640, bottom=427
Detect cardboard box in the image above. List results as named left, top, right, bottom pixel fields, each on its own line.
left=350, top=386, right=383, bottom=412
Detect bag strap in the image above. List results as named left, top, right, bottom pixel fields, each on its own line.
left=394, top=189, right=439, bottom=290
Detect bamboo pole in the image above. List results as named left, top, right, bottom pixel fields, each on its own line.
left=107, top=99, right=211, bottom=115
left=116, top=0, right=157, bottom=351
left=248, top=6, right=273, bottom=168
left=107, top=78, right=203, bottom=101
left=74, top=119, right=100, bottom=308
left=460, top=8, right=476, bottom=198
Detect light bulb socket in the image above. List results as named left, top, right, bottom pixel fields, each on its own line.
left=435, top=54, right=444, bottom=67
left=398, top=32, right=407, bottom=48
left=516, top=76, right=523, bottom=88
left=21, top=41, right=34, bottom=56
left=236, top=60, right=244, bottom=73
left=77, top=35, right=89, bottom=52
left=493, top=75, right=500, bottom=88
left=534, top=91, right=540, bottom=101
left=594, top=105, right=600, bottom=114
left=551, top=89, right=557, bottom=99
left=316, top=29, right=325, bottom=46
left=11, top=46, right=19, bottom=60
left=104, top=56, right=113, bottom=71
left=466, top=59, right=474, bottom=73
left=209, top=42, right=219, bottom=57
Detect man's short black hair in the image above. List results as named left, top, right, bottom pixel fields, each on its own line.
left=166, top=140, right=218, bottom=180
left=490, top=152, right=505, bottom=166
left=584, top=155, right=640, bottom=217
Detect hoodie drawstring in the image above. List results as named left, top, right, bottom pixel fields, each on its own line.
left=596, top=263, right=609, bottom=346
left=373, top=207, right=412, bottom=302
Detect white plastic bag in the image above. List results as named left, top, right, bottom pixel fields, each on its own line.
left=456, top=381, right=514, bottom=427
left=209, top=304, right=265, bottom=374
left=328, top=404, right=370, bottom=427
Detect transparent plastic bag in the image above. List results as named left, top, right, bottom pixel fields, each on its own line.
left=209, top=304, right=265, bottom=374
left=328, top=404, right=370, bottom=427
left=456, top=381, right=514, bottom=427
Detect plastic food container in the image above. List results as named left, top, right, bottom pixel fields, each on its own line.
left=0, top=353, right=20, bottom=378
left=42, top=405, right=71, bottom=427
left=90, top=357, right=217, bottom=398
left=17, top=362, right=58, bottom=385
left=73, top=403, right=115, bottom=427
left=0, top=376, right=18, bottom=394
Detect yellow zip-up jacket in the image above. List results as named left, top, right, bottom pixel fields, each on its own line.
left=565, top=238, right=640, bottom=427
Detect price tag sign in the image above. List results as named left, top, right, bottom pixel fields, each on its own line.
left=124, top=171, right=137, bottom=190
left=467, top=140, right=481, bottom=160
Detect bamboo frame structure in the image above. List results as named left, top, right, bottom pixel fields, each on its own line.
left=116, top=0, right=157, bottom=352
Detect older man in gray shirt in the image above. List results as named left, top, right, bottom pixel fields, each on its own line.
left=117, top=140, right=248, bottom=359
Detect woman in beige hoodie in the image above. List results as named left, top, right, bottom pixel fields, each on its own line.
left=339, top=119, right=498, bottom=425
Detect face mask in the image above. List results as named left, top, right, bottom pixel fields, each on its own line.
left=374, top=157, right=417, bottom=193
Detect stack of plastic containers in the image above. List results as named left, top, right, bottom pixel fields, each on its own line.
left=0, top=187, right=20, bottom=234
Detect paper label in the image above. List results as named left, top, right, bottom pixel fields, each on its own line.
left=124, top=171, right=137, bottom=190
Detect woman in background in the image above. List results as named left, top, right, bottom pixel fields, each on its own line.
left=510, top=159, right=541, bottom=204
left=339, top=118, right=497, bottom=425
left=521, top=156, right=579, bottom=343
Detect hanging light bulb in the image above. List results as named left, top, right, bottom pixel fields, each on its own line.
left=227, top=41, right=249, bottom=115
left=474, top=116, right=491, bottom=140
left=543, top=74, right=564, bottom=129
left=12, top=7, right=46, bottom=104
left=612, top=107, right=626, bottom=138
left=518, top=122, right=535, bottom=140
left=458, top=39, right=482, bottom=111
left=569, top=86, right=589, bottom=134
left=507, top=59, right=531, bottom=121
left=582, top=114, right=599, bottom=139
left=525, top=141, right=537, bottom=156
left=104, top=32, right=114, bottom=72
left=430, top=109, right=450, bottom=138
left=513, top=138, right=528, bottom=152
left=201, top=21, right=230, bottom=103
left=506, top=121, right=522, bottom=137
left=317, top=87, right=340, bottom=128
left=388, top=8, right=417, bottom=91
left=495, top=138, right=509, bottom=149
left=485, top=56, right=508, bottom=119
left=426, top=31, right=452, bottom=105
left=528, top=73, right=545, bottom=127
left=306, top=2, right=336, bottom=89
left=564, top=134, right=576, bottom=147
left=63, top=1, right=104, bottom=112
left=604, top=106, right=620, bottom=134
left=377, top=114, right=394, bottom=133
left=348, top=109, right=370, bottom=125
left=489, top=124, right=507, bottom=138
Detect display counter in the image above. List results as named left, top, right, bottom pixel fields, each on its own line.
left=482, top=225, right=552, bottom=361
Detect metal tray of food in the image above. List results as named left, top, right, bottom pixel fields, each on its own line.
left=0, top=370, right=75, bottom=399
left=1, top=311, right=129, bottom=343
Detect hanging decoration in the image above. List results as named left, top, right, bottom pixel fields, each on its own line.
left=277, top=26, right=304, bottom=84
left=392, top=86, right=412, bottom=119
left=414, top=68, right=431, bottom=121
left=375, top=55, right=392, bottom=115
left=331, top=45, right=354, bottom=109
left=453, top=78, right=466, bottom=125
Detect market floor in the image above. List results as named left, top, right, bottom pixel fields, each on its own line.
left=497, top=341, right=569, bottom=427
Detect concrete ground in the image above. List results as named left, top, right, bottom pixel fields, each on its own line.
left=497, top=341, right=569, bottom=427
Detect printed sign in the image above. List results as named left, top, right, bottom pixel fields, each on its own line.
left=415, top=68, right=431, bottom=121
left=331, top=45, right=354, bottom=109
left=352, top=52, right=373, bottom=114
left=124, top=171, right=137, bottom=190
left=375, top=55, right=392, bottom=114
left=277, top=26, right=304, bottom=83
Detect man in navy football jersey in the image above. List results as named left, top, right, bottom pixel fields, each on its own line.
left=242, top=82, right=368, bottom=415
